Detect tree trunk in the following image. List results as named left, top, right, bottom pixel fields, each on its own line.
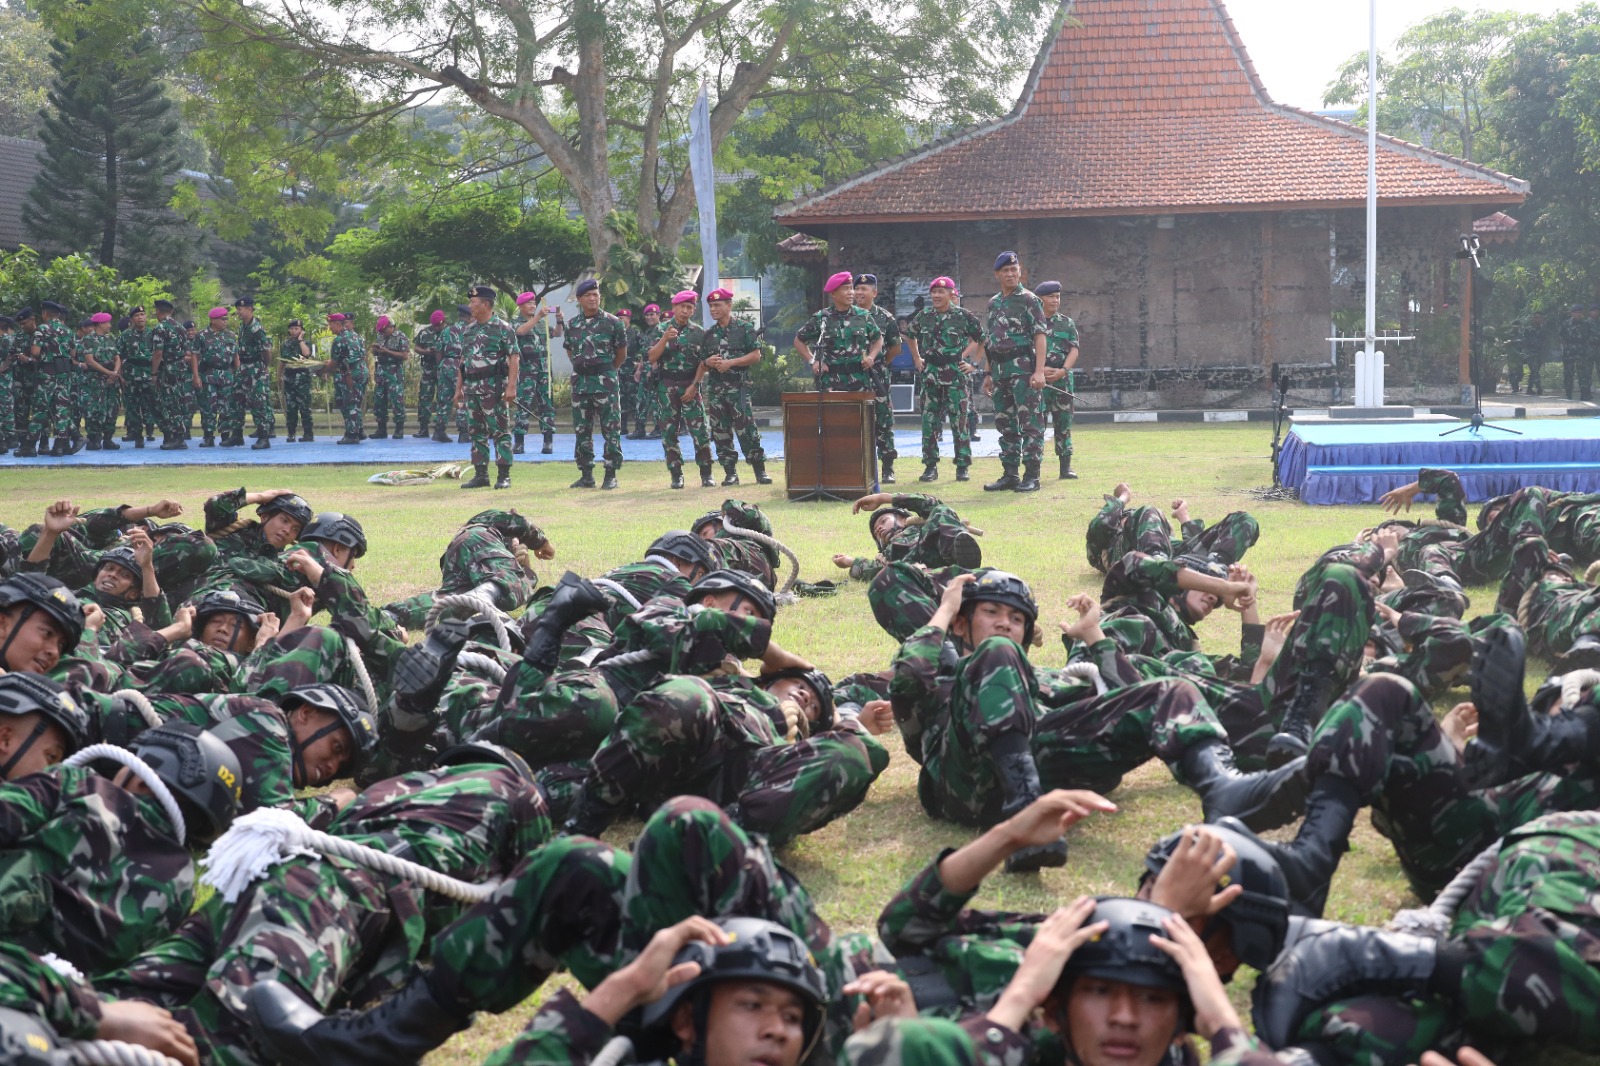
left=100, top=126, right=117, bottom=266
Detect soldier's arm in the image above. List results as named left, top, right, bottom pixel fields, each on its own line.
left=677, top=609, right=772, bottom=668
left=1416, top=468, right=1469, bottom=526
left=611, top=324, right=627, bottom=369
left=203, top=488, right=249, bottom=533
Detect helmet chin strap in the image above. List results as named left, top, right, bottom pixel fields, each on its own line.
left=0, top=604, right=39, bottom=673
left=289, top=717, right=347, bottom=788
left=0, top=718, right=49, bottom=781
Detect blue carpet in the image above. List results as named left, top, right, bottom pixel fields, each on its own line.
left=1278, top=418, right=1600, bottom=505
left=0, top=429, right=1011, bottom=468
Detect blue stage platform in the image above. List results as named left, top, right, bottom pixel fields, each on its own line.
left=1278, top=418, right=1600, bottom=505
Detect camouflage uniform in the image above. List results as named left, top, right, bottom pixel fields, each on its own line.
left=381, top=514, right=545, bottom=629
left=1560, top=309, right=1592, bottom=400
left=152, top=318, right=193, bottom=439
left=796, top=303, right=881, bottom=395
left=863, top=302, right=900, bottom=466
left=649, top=318, right=712, bottom=477
left=576, top=674, right=889, bottom=846
left=237, top=316, right=274, bottom=439
left=513, top=318, right=556, bottom=436
left=26, top=318, right=74, bottom=441
left=566, top=309, right=628, bottom=473
left=279, top=335, right=315, bottom=439
left=440, top=318, right=470, bottom=437
left=115, top=325, right=157, bottom=441
left=412, top=323, right=447, bottom=435
left=79, top=331, right=121, bottom=443
left=908, top=304, right=983, bottom=473
left=983, top=287, right=1047, bottom=472
left=371, top=326, right=409, bottom=436
left=699, top=316, right=767, bottom=472
left=620, top=323, right=644, bottom=429
left=459, top=315, right=518, bottom=469
left=194, top=326, right=240, bottom=441
left=0, top=765, right=192, bottom=976
left=848, top=493, right=978, bottom=584
left=1508, top=316, right=1546, bottom=395
left=1043, top=310, right=1077, bottom=460
left=10, top=326, right=39, bottom=447
left=104, top=766, right=549, bottom=1066
left=1086, top=496, right=1261, bottom=575
left=330, top=328, right=368, bottom=439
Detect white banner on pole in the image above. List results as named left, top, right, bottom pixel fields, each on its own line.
left=688, top=80, right=719, bottom=328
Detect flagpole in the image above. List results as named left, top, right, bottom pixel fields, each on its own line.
left=1362, top=0, right=1380, bottom=406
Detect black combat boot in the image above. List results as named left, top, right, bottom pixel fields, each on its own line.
left=388, top=619, right=472, bottom=734
left=751, top=458, right=772, bottom=485
left=1216, top=775, right=1362, bottom=917
left=460, top=464, right=490, bottom=489
left=513, top=433, right=525, bottom=454
left=102, top=436, right=120, bottom=451
left=431, top=427, right=451, bottom=443
left=984, top=467, right=1019, bottom=492
left=49, top=437, right=68, bottom=456
left=722, top=463, right=740, bottom=487
left=251, top=434, right=270, bottom=450
left=992, top=732, right=1067, bottom=872
left=524, top=572, right=610, bottom=673
left=670, top=467, right=685, bottom=490
left=493, top=462, right=512, bottom=490
left=457, top=430, right=470, bottom=444
left=1059, top=454, right=1077, bottom=480
left=1266, top=671, right=1339, bottom=767
left=335, top=435, right=360, bottom=445
left=160, top=436, right=185, bottom=451
left=249, top=973, right=469, bottom=1065
left=13, top=442, right=35, bottom=457
left=881, top=455, right=896, bottom=484
left=698, top=461, right=715, bottom=488
left=571, top=467, right=596, bottom=489
left=1558, top=634, right=1600, bottom=670
left=1465, top=626, right=1600, bottom=787
left=301, top=431, right=315, bottom=443
left=541, top=432, right=554, bottom=454
left=625, top=422, right=646, bottom=440
left=1252, top=926, right=1437, bottom=1051
left=600, top=465, right=618, bottom=490
left=947, top=529, right=982, bottom=569
left=1014, top=461, right=1041, bottom=493
left=1174, top=741, right=1307, bottom=831
left=955, top=467, right=970, bottom=482
left=413, top=423, right=430, bottom=439
left=919, top=464, right=939, bottom=482
left=122, top=430, right=137, bottom=442
left=86, top=438, right=102, bottom=451
left=562, top=781, right=628, bottom=837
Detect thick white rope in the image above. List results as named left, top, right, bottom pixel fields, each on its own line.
left=65, top=1042, right=184, bottom=1066
left=65, top=745, right=186, bottom=846
left=201, top=807, right=500, bottom=905
left=596, top=648, right=657, bottom=669
left=592, top=577, right=642, bottom=611
left=425, top=590, right=512, bottom=652
left=112, top=689, right=163, bottom=730
left=1561, top=669, right=1600, bottom=710
left=458, top=650, right=508, bottom=685
left=721, top=516, right=801, bottom=598
left=343, top=636, right=380, bottom=717
left=592, top=1036, right=637, bottom=1066
left=1062, top=661, right=1109, bottom=696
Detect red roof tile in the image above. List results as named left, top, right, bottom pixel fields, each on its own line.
left=776, top=0, right=1526, bottom=227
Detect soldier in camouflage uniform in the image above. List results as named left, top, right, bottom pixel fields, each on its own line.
left=854, top=274, right=901, bottom=483
left=907, top=276, right=983, bottom=483
left=1086, top=484, right=1260, bottom=575
left=1560, top=303, right=1590, bottom=400
left=79, top=313, right=121, bottom=451
left=149, top=301, right=195, bottom=447
left=278, top=319, right=318, bottom=442
left=982, top=251, right=1047, bottom=493
left=1035, top=281, right=1079, bottom=480
left=412, top=309, right=446, bottom=439
left=192, top=307, right=239, bottom=448
left=455, top=284, right=519, bottom=491
left=1498, top=535, right=1600, bottom=667
left=66, top=319, right=92, bottom=449
left=1507, top=311, right=1546, bottom=395
left=701, top=287, right=771, bottom=486
left=381, top=508, right=548, bottom=629
left=114, top=307, right=158, bottom=449
left=233, top=296, right=274, bottom=448
left=566, top=279, right=628, bottom=490
left=23, top=301, right=78, bottom=457
left=432, top=305, right=472, bottom=443
left=633, top=302, right=665, bottom=439
left=835, top=491, right=983, bottom=585
left=8, top=309, right=40, bottom=455
left=369, top=313, right=409, bottom=438
left=326, top=312, right=368, bottom=444
left=0, top=316, right=14, bottom=451
left=648, top=290, right=713, bottom=490
left=512, top=291, right=558, bottom=454
left=617, top=307, right=642, bottom=434
left=795, top=270, right=883, bottom=434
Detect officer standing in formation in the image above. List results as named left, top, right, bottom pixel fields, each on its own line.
left=564, top=278, right=628, bottom=490
left=512, top=291, right=558, bottom=456
left=453, top=284, right=519, bottom=491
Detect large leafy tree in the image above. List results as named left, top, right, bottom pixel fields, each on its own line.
left=25, top=28, right=193, bottom=276
left=0, top=9, right=53, bottom=139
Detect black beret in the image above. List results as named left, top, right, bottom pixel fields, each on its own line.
left=14, top=307, right=34, bottom=320
left=234, top=296, right=255, bottom=308
left=0, top=316, right=13, bottom=327
left=456, top=304, right=471, bottom=315
left=153, top=299, right=175, bottom=311
left=466, top=284, right=495, bottom=301
left=574, top=279, right=599, bottom=297
left=182, top=320, right=195, bottom=330
left=993, top=251, right=1019, bottom=270
left=286, top=319, right=303, bottom=329
left=41, top=300, right=67, bottom=314
left=854, top=273, right=878, bottom=287
left=1035, top=281, right=1062, bottom=296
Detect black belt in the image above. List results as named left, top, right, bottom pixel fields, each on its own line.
left=462, top=365, right=507, bottom=381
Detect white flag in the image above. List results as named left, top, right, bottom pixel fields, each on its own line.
left=688, top=79, right=719, bottom=328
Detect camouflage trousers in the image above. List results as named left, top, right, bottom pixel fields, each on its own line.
left=915, top=635, right=1221, bottom=825
left=334, top=368, right=367, bottom=439
left=415, top=357, right=439, bottom=433
left=1565, top=353, right=1595, bottom=400
left=1046, top=377, right=1073, bottom=458
left=868, top=562, right=972, bottom=642
left=10, top=376, right=35, bottom=444
left=920, top=368, right=971, bottom=469
left=372, top=359, right=406, bottom=433
left=572, top=388, right=623, bottom=470
left=869, top=363, right=897, bottom=462
left=121, top=368, right=157, bottom=438
left=239, top=363, right=274, bottom=437
left=199, top=367, right=240, bottom=439
left=656, top=381, right=711, bottom=472
left=83, top=373, right=120, bottom=440
left=636, top=365, right=663, bottom=428
left=1086, top=497, right=1261, bottom=574
left=1304, top=673, right=1599, bottom=898
left=437, top=664, right=619, bottom=770
left=282, top=370, right=313, bottom=438
left=1369, top=612, right=1518, bottom=702
left=27, top=372, right=72, bottom=439
left=157, top=367, right=193, bottom=437
left=701, top=375, right=765, bottom=467
left=580, top=676, right=885, bottom=846
left=433, top=358, right=466, bottom=434
left=1506, top=356, right=1542, bottom=393
left=429, top=797, right=856, bottom=1061
left=464, top=378, right=512, bottom=468
left=513, top=358, right=555, bottom=435
left=620, top=359, right=642, bottom=425
left=989, top=369, right=1044, bottom=469
left=0, top=369, right=11, bottom=445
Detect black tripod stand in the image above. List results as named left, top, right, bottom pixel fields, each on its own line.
left=1268, top=362, right=1293, bottom=487
left=1442, top=234, right=1521, bottom=438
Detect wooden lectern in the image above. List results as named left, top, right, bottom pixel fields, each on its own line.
left=782, top=391, right=876, bottom=501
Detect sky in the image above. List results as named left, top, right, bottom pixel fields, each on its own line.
left=1220, top=0, right=1575, bottom=110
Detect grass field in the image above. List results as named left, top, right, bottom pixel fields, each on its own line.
left=0, top=423, right=1530, bottom=1060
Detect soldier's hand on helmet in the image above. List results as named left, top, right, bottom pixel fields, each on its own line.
left=1005, top=790, right=1116, bottom=851
left=126, top=527, right=154, bottom=565
left=166, top=605, right=195, bottom=641
left=254, top=612, right=280, bottom=648
left=859, top=699, right=896, bottom=736
left=1440, top=702, right=1479, bottom=748
left=760, top=641, right=813, bottom=675
left=149, top=499, right=184, bottom=519
left=1378, top=481, right=1423, bottom=514
left=43, top=499, right=80, bottom=534
left=845, top=970, right=919, bottom=1030
left=1146, top=825, right=1244, bottom=921
left=988, top=897, right=1106, bottom=1030
left=938, top=572, right=977, bottom=611
left=851, top=492, right=893, bottom=514
left=1149, top=913, right=1242, bottom=1041
left=584, top=916, right=730, bottom=1025
left=1058, top=593, right=1104, bottom=644
left=82, top=602, right=105, bottom=633
left=284, top=549, right=325, bottom=587
left=833, top=553, right=854, bottom=569
left=254, top=488, right=298, bottom=503
left=97, top=1000, right=199, bottom=1066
